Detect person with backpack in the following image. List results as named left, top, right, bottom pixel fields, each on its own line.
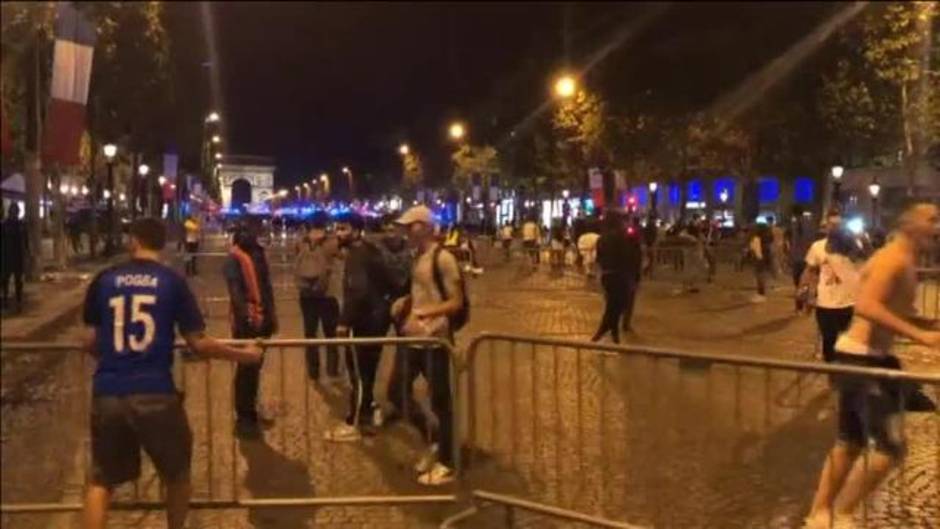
left=323, top=213, right=393, bottom=443
left=294, top=216, right=340, bottom=381
left=391, top=205, right=466, bottom=485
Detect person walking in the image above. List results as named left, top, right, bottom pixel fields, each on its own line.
left=79, top=218, right=261, bottom=529
left=224, top=223, right=278, bottom=438
left=798, top=211, right=864, bottom=363
left=324, top=213, right=393, bottom=442
left=522, top=216, right=541, bottom=266
left=749, top=223, right=774, bottom=303
left=499, top=222, right=514, bottom=262
left=183, top=215, right=201, bottom=276
left=390, top=205, right=464, bottom=485
left=294, top=217, right=341, bottom=380
left=1, top=202, right=28, bottom=313
left=787, top=205, right=820, bottom=312
left=803, top=203, right=940, bottom=529
left=591, top=212, right=639, bottom=344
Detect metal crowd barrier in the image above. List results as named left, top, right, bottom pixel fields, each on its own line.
left=458, top=333, right=940, bottom=529
left=0, top=338, right=460, bottom=522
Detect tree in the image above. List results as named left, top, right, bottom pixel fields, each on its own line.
left=451, top=144, right=499, bottom=189
left=552, top=90, right=610, bottom=194
left=401, top=150, right=424, bottom=192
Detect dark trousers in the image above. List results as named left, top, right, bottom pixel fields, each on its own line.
left=1, top=265, right=24, bottom=308
left=620, top=279, right=639, bottom=331
left=387, top=346, right=455, bottom=467
left=345, top=315, right=390, bottom=427
left=298, top=295, right=340, bottom=378
left=594, top=272, right=629, bottom=344
left=184, top=242, right=199, bottom=276
left=755, top=261, right=771, bottom=296
left=791, top=259, right=807, bottom=310
left=816, top=306, right=854, bottom=362
left=233, top=327, right=267, bottom=422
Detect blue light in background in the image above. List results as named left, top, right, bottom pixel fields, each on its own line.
left=794, top=177, right=814, bottom=204
left=713, top=178, right=735, bottom=203
left=631, top=186, right=649, bottom=206
left=758, top=177, right=780, bottom=204
left=669, top=183, right=681, bottom=205
left=687, top=179, right=703, bottom=202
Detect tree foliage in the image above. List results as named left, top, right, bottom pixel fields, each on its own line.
left=452, top=144, right=499, bottom=188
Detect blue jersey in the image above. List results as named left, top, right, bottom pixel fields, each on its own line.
left=83, top=259, right=205, bottom=396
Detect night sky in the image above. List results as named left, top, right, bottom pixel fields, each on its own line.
left=200, top=2, right=836, bottom=193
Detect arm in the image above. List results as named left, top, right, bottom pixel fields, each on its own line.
left=749, top=236, right=763, bottom=261
left=223, top=260, right=249, bottom=326
left=183, top=331, right=262, bottom=364
left=853, top=255, right=937, bottom=345
left=338, top=246, right=366, bottom=328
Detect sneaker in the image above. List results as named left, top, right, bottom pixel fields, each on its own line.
left=323, top=423, right=362, bottom=443
left=414, top=443, right=439, bottom=474
left=750, top=294, right=767, bottom=304
left=417, top=462, right=454, bottom=486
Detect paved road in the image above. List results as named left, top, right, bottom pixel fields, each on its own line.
left=1, top=235, right=937, bottom=528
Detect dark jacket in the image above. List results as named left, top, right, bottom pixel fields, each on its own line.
left=224, top=244, right=277, bottom=338
left=339, top=238, right=392, bottom=332
left=597, top=230, right=642, bottom=281
left=2, top=218, right=29, bottom=271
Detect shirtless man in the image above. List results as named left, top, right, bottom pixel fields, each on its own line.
left=803, top=203, right=940, bottom=529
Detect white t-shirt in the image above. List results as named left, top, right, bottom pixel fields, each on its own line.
left=804, top=239, right=860, bottom=309
left=522, top=222, right=539, bottom=242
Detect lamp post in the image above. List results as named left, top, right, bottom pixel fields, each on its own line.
left=398, top=143, right=410, bottom=156
left=868, top=180, right=881, bottom=229
left=103, top=144, right=118, bottom=255
left=138, top=163, right=150, bottom=217
left=831, top=165, right=844, bottom=210
left=553, top=74, right=577, bottom=99
left=648, top=181, right=659, bottom=217
left=320, top=173, right=330, bottom=198
left=342, top=166, right=354, bottom=198
left=448, top=122, right=466, bottom=142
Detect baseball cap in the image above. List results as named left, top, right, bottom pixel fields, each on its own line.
left=395, top=205, right=435, bottom=226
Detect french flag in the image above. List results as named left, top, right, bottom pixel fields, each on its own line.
left=42, top=2, right=96, bottom=166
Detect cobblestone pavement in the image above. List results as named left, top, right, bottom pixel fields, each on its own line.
left=2, top=238, right=937, bottom=529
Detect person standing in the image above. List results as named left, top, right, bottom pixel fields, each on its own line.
left=390, top=205, right=463, bottom=485
left=798, top=211, right=863, bottom=362
left=749, top=223, right=774, bottom=303
left=803, top=203, right=940, bottom=529
left=80, top=218, right=261, bottom=529
left=1, top=203, right=28, bottom=313
left=522, top=216, right=541, bottom=265
left=499, top=222, right=514, bottom=262
left=591, top=212, right=638, bottom=344
left=183, top=215, right=200, bottom=277
left=224, top=223, right=278, bottom=438
left=294, top=217, right=340, bottom=380
left=324, top=213, right=393, bottom=442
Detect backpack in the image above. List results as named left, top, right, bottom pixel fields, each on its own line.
left=431, top=246, right=470, bottom=332
left=294, top=238, right=330, bottom=296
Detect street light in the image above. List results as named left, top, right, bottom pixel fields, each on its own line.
left=158, top=176, right=167, bottom=186
left=399, top=143, right=410, bottom=156
left=448, top=122, right=466, bottom=141
left=206, top=111, right=220, bottom=123
left=215, top=152, right=222, bottom=160
left=719, top=189, right=730, bottom=205
left=138, top=164, right=150, bottom=177
left=649, top=181, right=659, bottom=214
left=831, top=165, right=844, bottom=209
left=342, top=166, right=354, bottom=197
left=868, top=180, right=881, bottom=229
left=554, top=74, right=577, bottom=99
left=81, top=185, right=89, bottom=196
left=101, top=143, right=119, bottom=252
left=212, top=135, right=221, bottom=144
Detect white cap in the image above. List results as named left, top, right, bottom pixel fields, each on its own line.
left=395, top=205, right=435, bottom=226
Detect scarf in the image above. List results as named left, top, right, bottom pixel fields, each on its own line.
left=231, top=245, right=264, bottom=330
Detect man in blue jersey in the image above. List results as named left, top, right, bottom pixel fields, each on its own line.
left=80, top=218, right=262, bottom=529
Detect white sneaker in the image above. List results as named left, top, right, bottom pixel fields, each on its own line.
left=417, top=462, right=454, bottom=486
left=414, top=443, right=439, bottom=474
left=750, top=294, right=767, bottom=304
left=323, top=423, right=362, bottom=442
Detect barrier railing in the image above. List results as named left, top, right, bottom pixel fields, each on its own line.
left=0, top=338, right=460, bottom=521
left=441, top=490, right=649, bottom=528
left=459, top=333, right=940, bottom=529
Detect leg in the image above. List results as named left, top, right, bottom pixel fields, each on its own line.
left=82, top=484, right=112, bottom=529
left=354, top=343, right=382, bottom=424
left=164, top=480, right=192, bottom=529
left=815, top=309, right=839, bottom=363
left=427, top=347, right=455, bottom=468
left=321, top=298, right=340, bottom=377
left=808, top=441, right=862, bottom=519
left=832, top=450, right=895, bottom=517
left=298, top=296, right=321, bottom=379
left=13, top=270, right=23, bottom=308
left=0, top=268, right=10, bottom=308
left=621, top=279, right=638, bottom=332
left=234, top=363, right=262, bottom=422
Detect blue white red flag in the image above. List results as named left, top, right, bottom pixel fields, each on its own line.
left=42, top=2, right=96, bottom=166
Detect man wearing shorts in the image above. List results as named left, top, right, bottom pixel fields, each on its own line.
left=81, top=218, right=261, bottom=529
left=803, top=203, right=940, bottom=529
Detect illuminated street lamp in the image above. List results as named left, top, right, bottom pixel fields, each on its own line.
left=868, top=180, right=881, bottom=229
left=206, top=111, right=220, bottom=123
left=215, top=152, right=222, bottom=160
left=831, top=165, right=844, bottom=208
left=554, top=74, right=577, bottom=99
left=399, top=143, right=410, bottom=156
left=158, top=176, right=167, bottom=186
left=81, top=185, right=89, bottom=196
left=448, top=122, right=466, bottom=141
left=648, top=181, right=659, bottom=214
left=211, top=135, right=221, bottom=144
left=342, top=166, right=354, bottom=196
left=138, top=164, right=150, bottom=177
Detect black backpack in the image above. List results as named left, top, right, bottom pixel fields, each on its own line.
left=431, top=246, right=470, bottom=332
